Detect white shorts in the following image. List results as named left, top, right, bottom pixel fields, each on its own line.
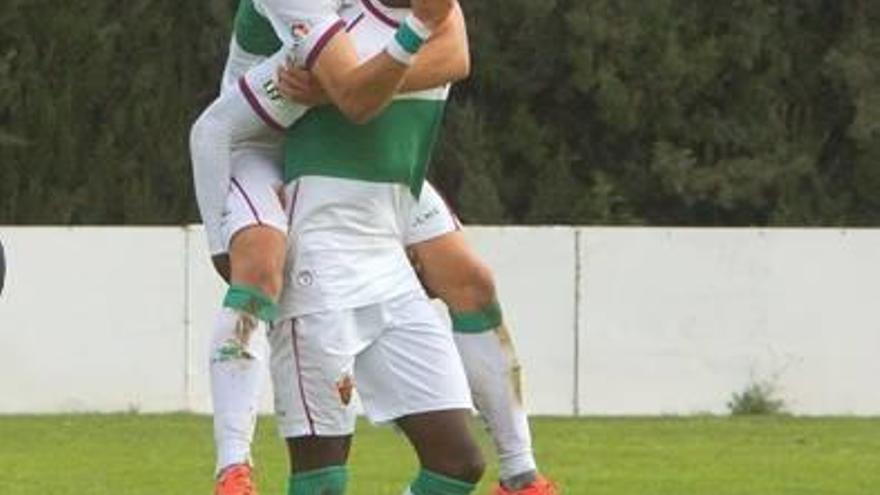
left=403, top=182, right=461, bottom=246
left=217, top=158, right=457, bottom=254
left=269, top=290, right=473, bottom=438
left=220, top=147, right=288, bottom=250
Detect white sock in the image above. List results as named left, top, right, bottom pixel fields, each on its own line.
left=190, top=91, right=269, bottom=254
left=454, top=326, right=538, bottom=481
left=210, top=307, right=270, bottom=474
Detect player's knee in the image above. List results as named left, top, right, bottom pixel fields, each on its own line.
left=421, top=433, right=485, bottom=485
left=230, top=228, right=286, bottom=298
left=234, top=255, right=283, bottom=299
left=438, top=444, right=485, bottom=484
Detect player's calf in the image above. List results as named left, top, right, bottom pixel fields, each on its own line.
left=209, top=228, right=284, bottom=477
left=409, top=232, right=555, bottom=491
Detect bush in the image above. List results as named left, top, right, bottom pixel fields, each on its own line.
left=727, top=381, right=786, bottom=416
left=2, top=0, right=878, bottom=226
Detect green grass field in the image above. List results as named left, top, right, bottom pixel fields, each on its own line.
left=0, top=415, right=878, bottom=494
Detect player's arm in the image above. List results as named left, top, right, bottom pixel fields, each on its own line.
left=277, top=3, right=468, bottom=107
left=400, top=1, right=469, bottom=91
left=304, top=0, right=456, bottom=123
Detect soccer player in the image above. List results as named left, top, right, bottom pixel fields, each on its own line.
left=267, top=1, right=487, bottom=494
left=278, top=22, right=558, bottom=495
left=191, top=1, right=479, bottom=494
left=194, top=1, right=557, bottom=493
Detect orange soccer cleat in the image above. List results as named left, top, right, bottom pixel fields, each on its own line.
left=215, top=463, right=257, bottom=495
left=492, top=475, right=559, bottom=495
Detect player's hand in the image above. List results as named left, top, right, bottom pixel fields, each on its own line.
left=411, top=0, right=455, bottom=31
left=277, top=60, right=328, bottom=106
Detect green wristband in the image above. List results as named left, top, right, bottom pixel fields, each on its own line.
left=395, top=20, right=425, bottom=55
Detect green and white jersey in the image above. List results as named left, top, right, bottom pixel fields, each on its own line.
left=234, top=0, right=282, bottom=57
left=220, top=0, right=275, bottom=92
left=223, top=0, right=343, bottom=89
left=283, top=0, right=449, bottom=197
left=276, top=0, right=451, bottom=318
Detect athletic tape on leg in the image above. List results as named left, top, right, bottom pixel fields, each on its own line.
left=450, top=301, right=503, bottom=334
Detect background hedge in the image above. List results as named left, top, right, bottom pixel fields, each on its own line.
left=1, top=0, right=878, bottom=226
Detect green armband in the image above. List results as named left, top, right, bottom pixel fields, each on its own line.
left=385, top=14, right=432, bottom=65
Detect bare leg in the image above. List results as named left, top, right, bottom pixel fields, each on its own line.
left=410, top=231, right=542, bottom=489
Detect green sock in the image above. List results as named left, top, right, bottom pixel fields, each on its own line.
left=409, top=469, right=476, bottom=495
left=223, top=283, right=278, bottom=323
left=288, top=466, right=348, bottom=495
left=450, top=301, right=503, bottom=334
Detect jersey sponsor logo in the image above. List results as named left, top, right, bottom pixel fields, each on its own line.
left=411, top=206, right=441, bottom=228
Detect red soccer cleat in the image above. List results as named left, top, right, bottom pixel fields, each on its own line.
left=214, top=463, right=257, bottom=495
left=492, top=475, right=559, bottom=495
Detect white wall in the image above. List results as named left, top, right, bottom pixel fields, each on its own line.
left=0, top=226, right=878, bottom=416
left=0, top=228, right=187, bottom=413
left=577, top=228, right=880, bottom=416
left=463, top=227, right=577, bottom=415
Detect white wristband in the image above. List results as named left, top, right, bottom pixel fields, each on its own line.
left=386, top=39, right=416, bottom=65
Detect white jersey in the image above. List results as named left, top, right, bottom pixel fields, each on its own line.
left=279, top=177, right=421, bottom=318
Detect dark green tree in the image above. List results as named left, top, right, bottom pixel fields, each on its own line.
left=1, top=0, right=877, bottom=227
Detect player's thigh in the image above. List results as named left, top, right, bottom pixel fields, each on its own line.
left=269, top=314, right=359, bottom=439
left=286, top=435, right=353, bottom=473
left=224, top=149, right=288, bottom=286
left=408, top=230, right=496, bottom=311
left=354, top=292, right=473, bottom=424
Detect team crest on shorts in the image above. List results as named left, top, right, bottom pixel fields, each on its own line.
left=336, top=373, right=355, bottom=406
